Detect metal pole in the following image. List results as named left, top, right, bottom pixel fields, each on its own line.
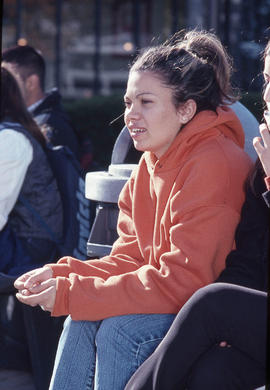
left=209, top=0, right=218, bottom=32
left=93, top=0, right=102, bottom=95
left=15, top=0, right=22, bottom=43
left=171, top=0, right=179, bottom=34
left=224, top=0, right=231, bottom=50
left=132, top=0, right=140, bottom=52
left=55, top=0, right=62, bottom=90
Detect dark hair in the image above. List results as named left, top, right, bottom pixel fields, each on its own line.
left=1, top=67, right=46, bottom=147
left=130, top=29, right=237, bottom=113
left=2, top=45, right=46, bottom=90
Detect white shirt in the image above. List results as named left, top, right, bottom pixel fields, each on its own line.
left=0, top=129, right=33, bottom=230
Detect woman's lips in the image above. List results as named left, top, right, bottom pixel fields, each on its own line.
left=129, top=128, right=147, bottom=137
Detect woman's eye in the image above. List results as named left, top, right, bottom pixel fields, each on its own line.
left=124, top=101, right=131, bottom=107
left=141, top=99, right=152, bottom=105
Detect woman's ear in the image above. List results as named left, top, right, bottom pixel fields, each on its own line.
left=178, top=99, right=197, bottom=124
left=25, top=74, right=39, bottom=92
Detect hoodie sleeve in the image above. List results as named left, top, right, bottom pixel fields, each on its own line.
left=51, top=195, right=243, bottom=321
left=49, top=174, right=145, bottom=279
left=50, top=141, right=252, bottom=321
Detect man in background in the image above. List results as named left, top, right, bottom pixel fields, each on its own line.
left=2, top=44, right=80, bottom=159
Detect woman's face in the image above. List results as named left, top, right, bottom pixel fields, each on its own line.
left=124, top=70, right=186, bottom=159
left=263, top=53, right=270, bottom=109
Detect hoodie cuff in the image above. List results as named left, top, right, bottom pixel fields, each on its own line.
left=51, top=277, right=71, bottom=317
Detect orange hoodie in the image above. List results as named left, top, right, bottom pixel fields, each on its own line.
left=50, top=107, right=252, bottom=321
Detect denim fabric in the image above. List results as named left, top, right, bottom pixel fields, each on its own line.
left=49, top=313, right=175, bottom=390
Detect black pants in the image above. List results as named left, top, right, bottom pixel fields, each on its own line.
left=0, top=293, right=65, bottom=390
left=125, top=283, right=267, bottom=390
left=0, top=225, right=65, bottom=390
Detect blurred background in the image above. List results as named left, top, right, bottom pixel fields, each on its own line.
left=2, top=0, right=270, bottom=168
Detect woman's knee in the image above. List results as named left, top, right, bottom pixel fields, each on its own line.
left=96, top=315, right=138, bottom=349
left=96, top=314, right=174, bottom=365
left=62, top=316, right=101, bottom=345
left=189, top=283, right=236, bottom=313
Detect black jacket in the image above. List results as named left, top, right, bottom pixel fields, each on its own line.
left=2, top=121, right=63, bottom=242
left=29, top=88, right=80, bottom=159
left=216, top=166, right=269, bottom=292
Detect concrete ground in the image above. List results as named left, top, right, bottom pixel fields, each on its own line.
left=0, top=370, right=35, bottom=390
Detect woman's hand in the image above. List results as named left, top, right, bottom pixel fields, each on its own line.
left=14, top=266, right=53, bottom=292
left=253, top=122, right=270, bottom=177
left=14, top=266, right=56, bottom=311
left=16, top=277, right=56, bottom=312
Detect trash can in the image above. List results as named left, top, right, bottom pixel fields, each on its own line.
left=85, top=126, right=137, bottom=258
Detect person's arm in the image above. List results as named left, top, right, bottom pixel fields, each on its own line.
left=17, top=202, right=242, bottom=320
left=216, top=175, right=268, bottom=291
left=19, top=148, right=250, bottom=321
left=253, top=122, right=270, bottom=177
left=254, top=121, right=270, bottom=206
left=0, top=130, right=33, bottom=230
left=217, top=122, right=270, bottom=290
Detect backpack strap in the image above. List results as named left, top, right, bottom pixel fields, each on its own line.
left=0, top=122, right=24, bottom=132
left=18, top=195, right=61, bottom=246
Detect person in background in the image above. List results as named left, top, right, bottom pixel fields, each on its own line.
left=0, top=67, right=65, bottom=390
left=124, top=39, right=270, bottom=390
left=2, top=44, right=80, bottom=159
left=15, top=30, right=252, bottom=390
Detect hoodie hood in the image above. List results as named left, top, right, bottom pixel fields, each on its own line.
left=144, top=106, right=245, bottom=171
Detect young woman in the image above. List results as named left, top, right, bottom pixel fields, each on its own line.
left=0, top=67, right=64, bottom=390
left=15, top=30, right=252, bottom=389
left=124, top=40, right=270, bottom=390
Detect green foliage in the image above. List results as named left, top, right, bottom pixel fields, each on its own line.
left=63, top=94, right=125, bottom=169
left=240, top=92, right=264, bottom=122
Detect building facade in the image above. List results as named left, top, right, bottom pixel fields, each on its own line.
left=2, top=0, right=270, bottom=97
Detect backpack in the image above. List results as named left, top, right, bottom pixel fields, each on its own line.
left=41, top=145, right=93, bottom=259
left=0, top=123, right=93, bottom=260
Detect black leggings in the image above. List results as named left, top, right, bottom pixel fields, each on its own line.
left=125, top=283, right=267, bottom=390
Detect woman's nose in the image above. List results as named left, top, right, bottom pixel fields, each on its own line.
left=125, top=104, right=141, bottom=122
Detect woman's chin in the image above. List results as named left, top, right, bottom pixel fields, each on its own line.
left=133, top=141, right=147, bottom=153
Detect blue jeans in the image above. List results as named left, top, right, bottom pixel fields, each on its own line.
left=49, top=313, right=175, bottom=390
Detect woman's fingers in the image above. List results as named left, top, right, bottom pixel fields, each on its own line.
left=260, top=123, right=270, bottom=146
left=253, top=136, right=264, bottom=154
left=14, top=266, right=53, bottom=291
left=24, top=267, right=53, bottom=290
left=27, top=278, right=55, bottom=294
left=253, top=123, right=270, bottom=177
left=14, top=269, right=39, bottom=289
left=16, top=283, right=56, bottom=311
